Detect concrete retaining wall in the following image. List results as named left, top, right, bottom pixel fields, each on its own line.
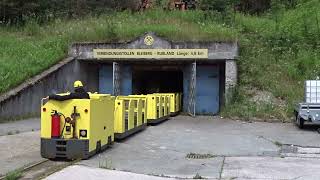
left=225, top=60, right=238, bottom=104
left=0, top=58, right=99, bottom=121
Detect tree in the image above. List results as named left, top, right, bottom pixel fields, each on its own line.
left=200, top=0, right=232, bottom=12
left=236, top=0, right=271, bottom=15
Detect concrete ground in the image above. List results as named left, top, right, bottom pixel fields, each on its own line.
left=0, top=118, right=42, bottom=176
left=0, top=131, right=43, bottom=176
left=46, top=165, right=171, bottom=180
left=75, top=116, right=320, bottom=179
left=0, top=118, right=39, bottom=136
left=3, top=116, right=320, bottom=179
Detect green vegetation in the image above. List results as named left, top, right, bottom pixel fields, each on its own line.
left=4, top=169, right=22, bottom=180
left=193, top=173, right=204, bottom=179
left=0, top=0, right=319, bottom=120
left=222, top=0, right=320, bottom=120
left=0, top=10, right=236, bottom=94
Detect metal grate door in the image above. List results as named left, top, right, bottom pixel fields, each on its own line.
left=113, top=62, right=121, bottom=96
left=187, top=62, right=197, bottom=117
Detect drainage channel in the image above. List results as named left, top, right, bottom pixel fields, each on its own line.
left=280, top=144, right=320, bottom=158
left=186, top=153, right=216, bottom=159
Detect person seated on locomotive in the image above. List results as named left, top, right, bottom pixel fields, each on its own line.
left=48, top=80, right=90, bottom=101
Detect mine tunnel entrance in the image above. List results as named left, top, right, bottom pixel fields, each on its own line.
left=132, top=70, right=183, bottom=95
left=99, top=62, right=223, bottom=115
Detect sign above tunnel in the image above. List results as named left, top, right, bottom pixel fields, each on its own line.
left=71, top=32, right=239, bottom=60
left=93, top=49, right=208, bottom=59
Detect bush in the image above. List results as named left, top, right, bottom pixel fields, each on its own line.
left=200, top=0, right=233, bottom=12
left=0, top=0, right=117, bottom=25
left=24, top=19, right=41, bottom=36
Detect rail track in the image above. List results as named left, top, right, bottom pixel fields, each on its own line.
left=0, top=159, right=79, bottom=180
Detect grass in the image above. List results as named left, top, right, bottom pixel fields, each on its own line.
left=274, top=141, right=283, bottom=147
left=221, top=0, right=320, bottom=120
left=0, top=0, right=319, bottom=120
left=6, top=130, right=19, bottom=135
left=0, top=10, right=237, bottom=95
left=4, top=169, right=22, bottom=180
left=193, top=173, right=204, bottom=179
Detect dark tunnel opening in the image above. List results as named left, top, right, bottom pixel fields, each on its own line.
left=132, top=70, right=183, bottom=95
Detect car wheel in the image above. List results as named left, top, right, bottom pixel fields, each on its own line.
left=296, top=115, right=304, bottom=129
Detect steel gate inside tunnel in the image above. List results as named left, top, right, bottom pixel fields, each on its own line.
left=98, top=62, right=222, bottom=115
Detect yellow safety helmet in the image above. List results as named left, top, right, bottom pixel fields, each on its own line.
left=74, top=80, right=83, bottom=88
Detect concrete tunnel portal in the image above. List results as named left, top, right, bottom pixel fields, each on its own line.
left=0, top=32, right=239, bottom=120
left=72, top=32, right=239, bottom=115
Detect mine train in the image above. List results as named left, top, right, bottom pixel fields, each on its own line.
left=40, top=92, right=182, bottom=160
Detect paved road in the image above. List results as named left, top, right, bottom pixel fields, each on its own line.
left=0, top=131, right=43, bottom=176
left=46, top=165, right=171, bottom=180
left=0, top=118, right=39, bottom=136
left=77, top=116, right=320, bottom=179
left=48, top=158, right=320, bottom=180
left=222, top=156, right=320, bottom=179
left=2, top=116, right=320, bottom=179
left=0, top=118, right=42, bottom=176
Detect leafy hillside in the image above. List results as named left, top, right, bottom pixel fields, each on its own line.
left=223, top=0, right=320, bottom=120
left=0, top=0, right=319, bottom=120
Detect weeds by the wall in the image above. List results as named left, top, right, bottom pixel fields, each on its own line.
left=4, top=169, right=22, bottom=180
left=221, top=0, right=320, bottom=120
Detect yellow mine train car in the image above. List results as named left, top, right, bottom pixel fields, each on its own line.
left=40, top=94, right=115, bottom=160
left=154, top=93, right=171, bottom=118
left=129, top=94, right=170, bottom=125
left=114, top=96, right=147, bottom=140
left=154, top=93, right=182, bottom=116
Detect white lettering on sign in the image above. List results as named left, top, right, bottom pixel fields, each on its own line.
left=93, top=49, right=208, bottom=59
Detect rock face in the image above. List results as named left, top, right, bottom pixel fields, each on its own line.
left=250, top=90, right=274, bottom=105
left=248, top=88, right=286, bottom=109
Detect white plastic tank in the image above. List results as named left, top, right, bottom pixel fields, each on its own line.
left=305, top=80, right=320, bottom=103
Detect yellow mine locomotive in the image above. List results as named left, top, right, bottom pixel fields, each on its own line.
left=40, top=81, right=182, bottom=160
left=40, top=81, right=115, bottom=160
